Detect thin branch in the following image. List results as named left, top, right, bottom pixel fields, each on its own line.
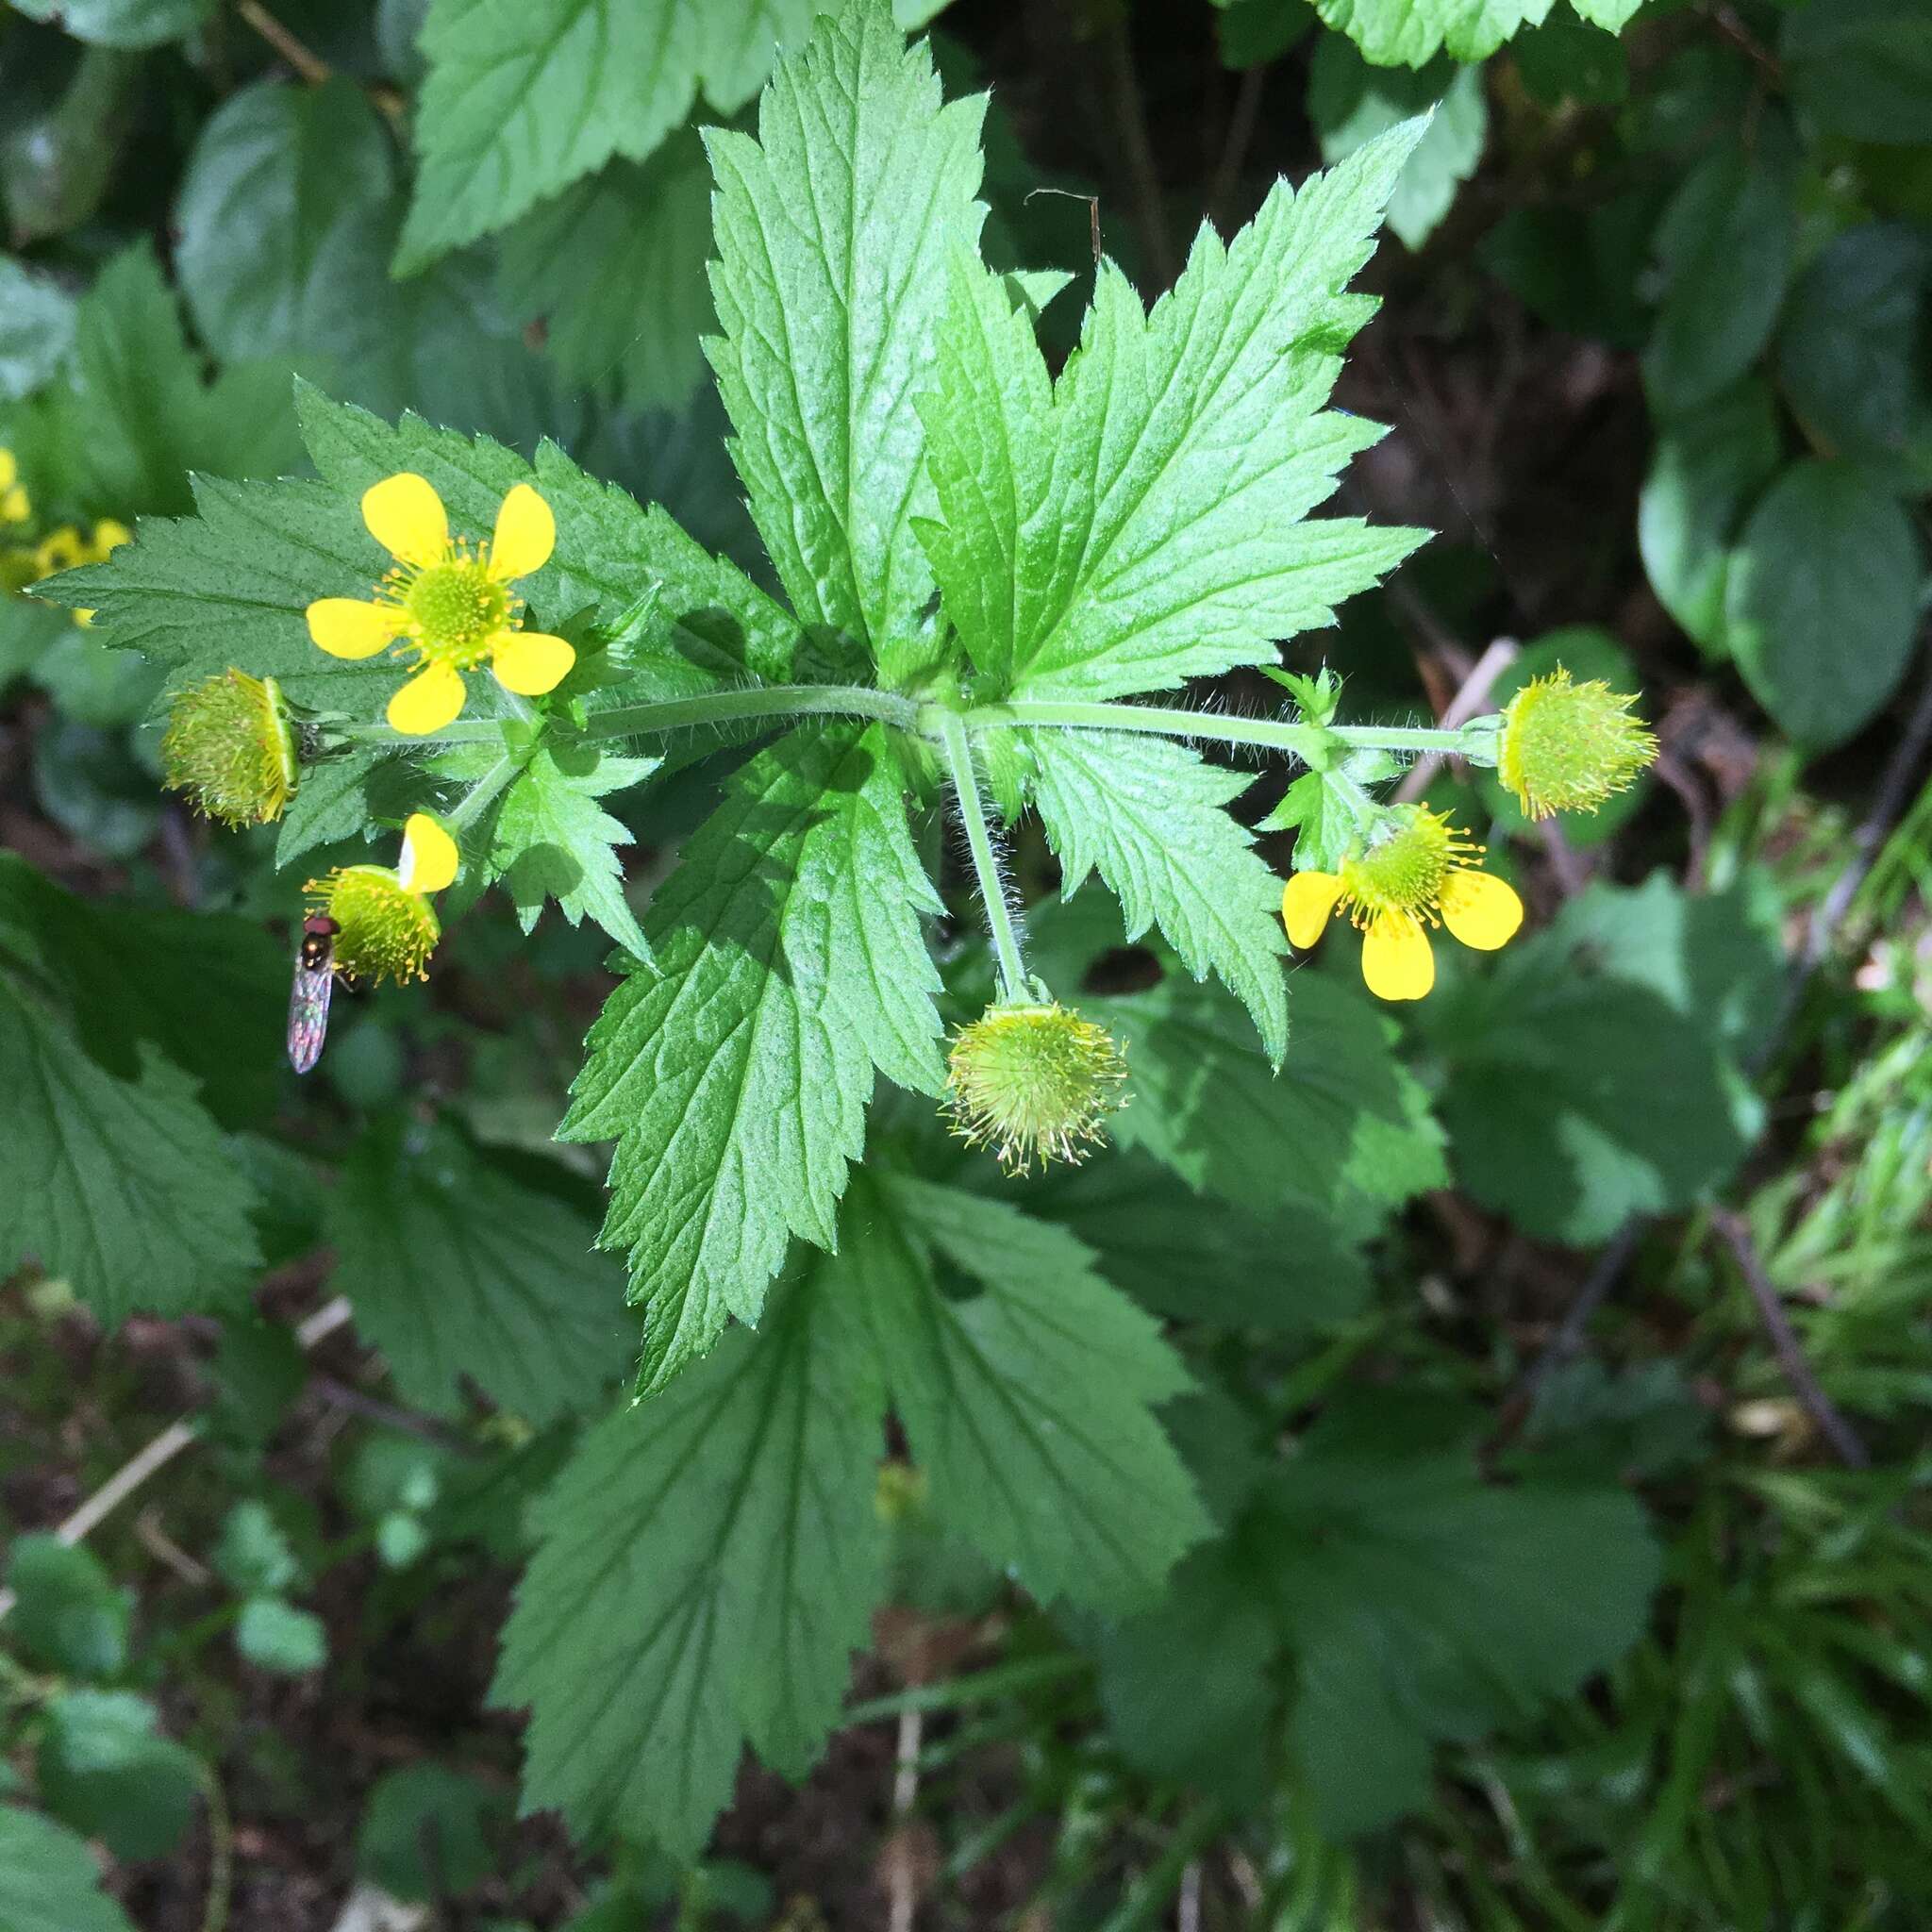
left=1712, top=1211, right=1870, bottom=1468
left=1392, top=638, right=1519, bottom=803
left=938, top=711, right=1028, bottom=1003
left=886, top=1707, right=924, bottom=1932
left=1208, top=62, right=1266, bottom=230
left=0, top=1297, right=352, bottom=1624
left=311, top=1376, right=481, bottom=1457
left=235, top=0, right=332, bottom=85
left=1095, top=11, right=1175, bottom=285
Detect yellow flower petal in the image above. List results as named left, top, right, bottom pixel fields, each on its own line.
left=91, top=519, right=131, bottom=558
left=1, top=485, right=27, bottom=523
left=1281, top=871, right=1344, bottom=949
left=362, top=473, right=448, bottom=567
left=491, top=628, right=575, bottom=696
left=1360, top=912, right=1435, bottom=1002
left=399, top=811, right=459, bottom=893
left=307, top=597, right=400, bottom=659
left=1441, top=869, right=1524, bottom=952
left=386, top=660, right=467, bottom=734
left=0, top=449, right=14, bottom=491
left=489, top=483, right=555, bottom=582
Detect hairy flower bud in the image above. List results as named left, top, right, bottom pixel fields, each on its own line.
left=944, top=1000, right=1128, bottom=1174
left=1498, top=668, right=1657, bottom=820
left=306, top=864, right=441, bottom=986
left=160, top=669, right=299, bottom=827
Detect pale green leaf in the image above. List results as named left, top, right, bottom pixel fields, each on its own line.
left=861, top=1171, right=1210, bottom=1608
left=0, top=1807, right=138, bottom=1932
left=37, top=1690, right=200, bottom=1862
left=482, top=743, right=658, bottom=958
left=916, top=127, right=1424, bottom=703
left=327, top=1118, right=630, bottom=1423
left=706, top=2, right=985, bottom=677
left=1018, top=728, right=1288, bottom=1061
left=0, top=981, right=259, bottom=1325
left=1312, top=0, right=1546, bottom=67
left=234, top=1598, right=327, bottom=1675
left=0, top=257, right=76, bottom=400
left=10, top=0, right=211, bottom=48
left=560, top=723, right=943, bottom=1393
left=491, top=1262, right=886, bottom=1856
left=1308, top=42, right=1488, bottom=250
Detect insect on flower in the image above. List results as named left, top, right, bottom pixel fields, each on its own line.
left=288, top=913, right=340, bottom=1074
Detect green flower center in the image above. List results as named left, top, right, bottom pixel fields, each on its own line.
left=402, top=560, right=509, bottom=666
left=311, top=864, right=440, bottom=986
left=1341, top=808, right=1464, bottom=922
left=944, top=1001, right=1128, bottom=1174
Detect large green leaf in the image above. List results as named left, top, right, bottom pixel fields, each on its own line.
left=1260, top=1399, right=1661, bottom=1832
left=1311, top=0, right=1639, bottom=68
left=1637, top=378, right=1780, bottom=656
left=1642, top=125, right=1798, bottom=414
left=1019, top=728, right=1287, bottom=1061
left=327, top=1118, right=630, bottom=1423
left=175, top=79, right=398, bottom=370
left=561, top=724, right=943, bottom=1393
left=1781, top=0, right=1932, bottom=145
left=706, top=2, right=985, bottom=678
left=0, top=977, right=259, bottom=1324
left=52, top=391, right=801, bottom=711
left=0, top=1806, right=138, bottom=1932
left=491, top=1260, right=886, bottom=1857
left=915, top=127, right=1423, bottom=703
left=1423, top=872, right=1778, bottom=1242
left=1777, top=225, right=1932, bottom=495
left=860, top=1171, right=1209, bottom=1608
left=25, top=244, right=301, bottom=519
left=1725, top=460, right=1922, bottom=751
left=497, top=134, right=714, bottom=412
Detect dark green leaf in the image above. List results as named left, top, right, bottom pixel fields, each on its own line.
left=1725, top=459, right=1922, bottom=750
left=38, top=1690, right=201, bottom=1861
left=1782, top=0, right=1932, bottom=146
left=5, top=1536, right=128, bottom=1678
left=10, top=0, right=212, bottom=48
left=0, top=1806, right=138, bottom=1932
left=356, top=1765, right=500, bottom=1901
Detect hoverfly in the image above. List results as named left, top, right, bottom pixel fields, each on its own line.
left=287, top=914, right=340, bottom=1074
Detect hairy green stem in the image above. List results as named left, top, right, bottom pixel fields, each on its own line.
left=443, top=750, right=523, bottom=834
left=584, top=682, right=921, bottom=741
left=963, top=697, right=1487, bottom=762
left=937, top=710, right=1029, bottom=1004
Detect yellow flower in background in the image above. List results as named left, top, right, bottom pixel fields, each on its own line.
left=307, top=811, right=459, bottom=985
left=0, top=448, right=28, bottom=525
left=1498, top=667, right=1657, bottom=819
left=306, top=473, right=575, bottom=736
left=25, top=517, right=132, bottom=625
left=1282, top=807, right=1523, bottom=1002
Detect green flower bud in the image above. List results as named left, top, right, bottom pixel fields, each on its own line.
left=1498, top=668, right=1657, bottom=820
left=944, top=1000, right=1128, bottom=1175
left=307, top=864, right=440, bottom=986
left=160, top=669, right=300, bottom=827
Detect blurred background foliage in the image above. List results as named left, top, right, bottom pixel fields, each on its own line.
left=0, top=0, right=1929, bottom=1926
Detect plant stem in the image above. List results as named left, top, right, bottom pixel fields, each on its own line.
left=583, top=682, right=921, bottom=741
left=936, top=710, right=1028, bottom=1004
left=964, top=697, right=1485, bottom=763
left=443, top=750, right=523, bottom=835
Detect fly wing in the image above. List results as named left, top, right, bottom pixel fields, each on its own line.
left=287, top=963, right=333, bottom=1074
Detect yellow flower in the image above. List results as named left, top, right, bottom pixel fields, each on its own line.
left=33, top=525, right=88, bottom=578
left=944, top=1000, right=1128, bottom=1174
left=1281, top=807, right=1524, bottom=1002
left=306, top=473, right=575, bottom=736
left=0, top=447, right=28, bottom=525
left=306, top=812, right=459, bottom=985
left=1497, top=667, right=1657, bottom=819
left=72, top=518, right=131, bottom=626
left=161, top=669, right=300, bottom=827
